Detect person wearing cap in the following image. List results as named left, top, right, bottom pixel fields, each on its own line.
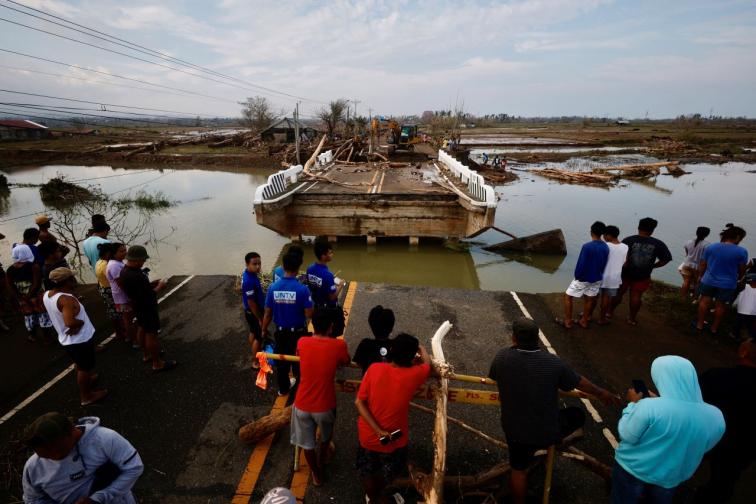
left=43, top=267, right=108, bottom=406
left=81, top=220, right=110, bottom=271
left=7, top=244, right=52, bottom=342
left=35, top=214, right=70, bottom=256
left=260, top=487, right=296, bottom=504
left=118, top=245, right=175, bottom=372
left=488, top=317, right=619, bottom=504
left=21, top=412, right=143, bottom=504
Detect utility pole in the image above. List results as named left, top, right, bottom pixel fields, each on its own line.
left=368, top=107, right=373, bottom=155
left=294, top=101, right=301, bottom=165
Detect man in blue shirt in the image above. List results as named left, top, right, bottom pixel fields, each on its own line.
left=272, top=245, right=304, bottom=283
left=81, top=221, right=110, bottom=271
left=242, top=252, right=265, bottom=369
left=306, top=241, right=341, bottom=307
left=696, top=224, right=748, bottom=335
left=263, top=252, right=314, bottom=396
left=560, top=221, right=609, bottom=329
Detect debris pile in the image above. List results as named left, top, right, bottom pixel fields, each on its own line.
left=533, top=160, right=686, bottom=187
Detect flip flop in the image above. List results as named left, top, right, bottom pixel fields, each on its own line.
left=80, top=389, right=108, bottom=406
left=626, top=318, right=638, bottom=326
left=553, top=317, right=573, bottom=329
left=152, top=360, right=178, bottom=373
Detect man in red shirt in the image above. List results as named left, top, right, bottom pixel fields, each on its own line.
left=355, top=333, right=432, bottom=503
left=290, top=309, right=350, bottom=486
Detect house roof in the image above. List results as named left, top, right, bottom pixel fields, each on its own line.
left=0, top=119, right=48, bottom=130
left=260, top=117, right=313, bottom=133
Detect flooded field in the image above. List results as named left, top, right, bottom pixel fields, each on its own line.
left=0, top=162, right=753, bottom=292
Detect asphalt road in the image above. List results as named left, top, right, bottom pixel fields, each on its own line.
left=0, top=277, right=752, bottom=503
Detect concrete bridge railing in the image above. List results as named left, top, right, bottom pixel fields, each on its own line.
left=438, top=150, right=497, bottom=208
left=253, top=164, right=304, bottom=204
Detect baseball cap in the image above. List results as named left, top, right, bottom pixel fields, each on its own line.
left=11, top=244, right=35, bottom=264
left=126, top=245, right=149, bottom=261
left=22, top=412, right=73, bottom=447
left=260, top=488, right=296, bottom=504
left=34, top=214, right=51, bottom=225
left=49, top=267, right=75, bottom=284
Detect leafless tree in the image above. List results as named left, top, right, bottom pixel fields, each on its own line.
left=240, top=96, right=276, bottom=132
left=317, top=99, right=348, bottom=139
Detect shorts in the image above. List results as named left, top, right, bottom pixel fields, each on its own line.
left=244, top=311, right=262, bottom=340
left=698, top=283, right=737, bottom=303
left=619, top=278, right=651, bottom=295
left=134, top=309, right=160, bottom=333
left=600, top=287, right=619, bottom=297
left=678, top=264, right=698, bottom=278
left=290, top=406, right=336, bottom=450
left=115, top=303, right=132, bottom=313
left=506, top=407, right=585, bottom=471
left=63, top=339, right=96, bottom=372
left=355, top=445, right=408, bottom=481
left=565, top=279, right=601, bottom=298
left=98, top=286, right=119, bottom=321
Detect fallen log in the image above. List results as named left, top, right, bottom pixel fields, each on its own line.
left=239, top=405, right=292, bottom=445
left=303, top=134, right=328, bottom=173
left=533, top=168, right=614, bottom=186
left=484, top=228, right=567, bottom=255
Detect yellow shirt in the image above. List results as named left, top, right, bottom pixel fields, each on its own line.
left=95, top=259, right=110, bottom=288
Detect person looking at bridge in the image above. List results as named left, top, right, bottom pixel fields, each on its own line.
left=355, top=333, right=432, bottom=504
left=241, top=252, right=265, bottom=370
left=488, top=317, right=618, bottom=504
left=306, top=240, right=345, bottom=336
left=290, top=309, right=350, bottom=486
left=611, top=356, right=724, bottom=504
left=21, top=412, right=143, bottom=504
left=82, top=220, right=110, bottom=272
left=560, top=221, right=609, bottom=329
left=599, top=225, right=629, bottom=325
left=273, top=244, right=304, bottom=283
left=695, top=224, right=748, bottom=336
left=610, top=217, right=672, bottom=326
left=353, top=305, right=395, bottom=375
left=262, top=251, right=313, bottom=396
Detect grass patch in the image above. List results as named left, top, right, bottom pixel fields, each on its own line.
left=39, top=177, right=97, bottom=206
left=118, top=190, right=174, bottom=210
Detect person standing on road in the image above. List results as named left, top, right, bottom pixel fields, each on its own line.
left=119, top=245, right=176, bottom=372
left=38, top=240, right=70, bottom=291
left=355, top=333, right=432, bottom=504
left=560, top=221, right=609, bottom=329
left=598, top=225, right=628, bottom=325
left=107, top=243, right=135, bottom=346
left=35, top=214, right=69, bottom=256
left=679, top=226, right=710, bottom=299
left=610, top=217, right=672, bottom=326
left=43, top=267, right=108, bottom=405
left=262, top=252, right=313, bottom=396
left=353, top=305, right=395, bottom=375
left=241, top=252, right=265, bottom=369
left=18, top=228, right=43, bottom=266
left=290, top=309, right=350, bottom=486
left=96, top=243, right=122, bottom=339
left=695, top=224, right=748, bottom=336
left=306, top=240, right=345, bottom=336
left=273, top=244, right=303, bottom=283
left=695, top=338, right=756, bottom=503
left=22, top=412, right=143, bottom=504
left=611, top=355, right=724, bottom=504
left=732, top=272, right=756, bottom=339
left=81, top=220, right=110, bottom=271
left=489, top=317, right=618, bottom=504
left=7, top=244, right=52, bottom=342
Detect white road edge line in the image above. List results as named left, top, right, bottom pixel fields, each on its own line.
left=509, top=291, right=618, bottom=450
left=0, top=275, right=196, bottom=425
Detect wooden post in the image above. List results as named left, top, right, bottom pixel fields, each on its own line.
left=426, top=321, right=452, bottom=503
left=542, top=445, right=556, bottom=504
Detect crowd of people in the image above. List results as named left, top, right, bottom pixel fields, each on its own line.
left=9, top=217, right=756, bottom=503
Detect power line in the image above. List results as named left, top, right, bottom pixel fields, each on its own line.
left=0, top=14, right=326, bottom=105
left=0, top=49, right=242, bottom=105
left=0, top=89, right=214, bottom=117
left=0, top=103, right=215, bottom=127
left=3, top=101, right=204, bottom=120
left=0, top=107, right=187, bottom=133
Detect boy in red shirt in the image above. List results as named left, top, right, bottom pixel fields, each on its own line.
left=354, top=333, right=432, bottom=503
left=290, top=309, right=350, bottom=486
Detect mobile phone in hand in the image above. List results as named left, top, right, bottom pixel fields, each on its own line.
left=632, top=379, right=649, bottom=397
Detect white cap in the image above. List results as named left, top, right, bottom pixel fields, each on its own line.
left=11, top=244, right=34, bottom=264
left=260, top=487, right=296, bottom=504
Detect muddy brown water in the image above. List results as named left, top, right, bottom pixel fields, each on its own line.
left=0, top=161, right=753, bottom=292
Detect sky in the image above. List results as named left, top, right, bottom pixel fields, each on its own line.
left=0, top=0, right=755, bottom=121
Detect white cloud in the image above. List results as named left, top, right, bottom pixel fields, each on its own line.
left=16, top=0, right=79, bottom=17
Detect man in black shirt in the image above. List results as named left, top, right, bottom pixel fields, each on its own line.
left=488, top=318, right=618, bottom=504
left=353, top=305, right=395, bottom=375
left=610, top=217, right=672, bottom=325
left=695, top=338, right=756, bottom=503
left=119, top=246, right=176, bottom=372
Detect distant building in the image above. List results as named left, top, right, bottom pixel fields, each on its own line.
left=0, top=119, right=51, bottom=141
left=260, top=117, right=319, bottom=143
left=615, top=119, right=630, bottom=126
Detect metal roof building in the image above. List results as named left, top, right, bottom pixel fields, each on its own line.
left=0, top=119, right=51, bottom=141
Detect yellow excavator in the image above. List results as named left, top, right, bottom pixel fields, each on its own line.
left=386, top=119, right=420, bottom=153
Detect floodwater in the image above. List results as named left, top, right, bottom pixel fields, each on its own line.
left=460, top=136, right=580, bottom=145
left=469, top=146, right=645, bottom=156
left=0, top=161, right=754, bottom=293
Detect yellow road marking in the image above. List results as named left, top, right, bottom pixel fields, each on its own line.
left=289, top=281, right=358, bottom=500
left=367, top=170, right=379, bottom=193
left=376, top=170, right=386, bottom=193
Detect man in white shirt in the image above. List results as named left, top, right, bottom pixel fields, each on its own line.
left=599, top=225, right=628, bottom=325
left=42, top=267, right=108, bottom=406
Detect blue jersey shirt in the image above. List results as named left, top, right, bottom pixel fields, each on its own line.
left=241, top=270, right=265, bottom=314
left=574, top=239, right=610, bottom=283
left=306, top=262, right=337, bottom=306
left=265, top=276, right=313, bottom=329
left=272, top=265, right=285, bottom=283
left=701, top=242, right=749, bottom=289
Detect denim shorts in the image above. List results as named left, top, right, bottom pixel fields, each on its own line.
left=698, top=283, right=737, bottom=303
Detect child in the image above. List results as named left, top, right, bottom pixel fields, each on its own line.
left=242, top=252, right=265, bottom=369
left=733, top=272, right=756, bottom=339
left=95, top=243, right=121, bottom=335
left=353, top=305, right=395, bottom=375
left=106, top=243, right=133, bottom=344
left=598, top=225, right=628, bottom=325
left=679, top=226, right=710, bottom=299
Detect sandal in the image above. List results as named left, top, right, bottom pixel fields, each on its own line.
left=152, top=360, right=178, bottom=373
left=553, top=317, right=573, bottom=329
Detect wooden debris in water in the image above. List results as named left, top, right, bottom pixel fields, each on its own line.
left=533, top=160, right=685, bottom=186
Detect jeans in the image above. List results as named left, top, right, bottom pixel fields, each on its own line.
left=275, top=328, right=305, bottom=394
left=610, top=462, right=677, bottom=504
